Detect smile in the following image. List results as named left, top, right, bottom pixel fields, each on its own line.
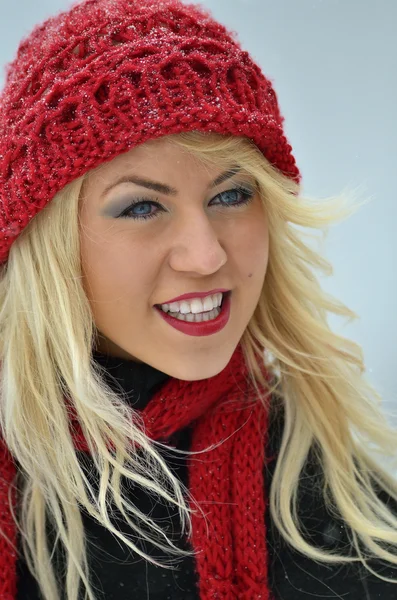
left=154, top=291, right=232, bottom=337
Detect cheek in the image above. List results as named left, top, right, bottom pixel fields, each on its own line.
left=236, top=212, right=269, bottom=273
left=80, top=228, right=153, bottom=307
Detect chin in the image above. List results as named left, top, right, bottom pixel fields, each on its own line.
left=163, top=352, right=234, bottom=382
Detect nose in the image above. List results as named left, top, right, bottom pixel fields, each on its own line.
left=168, top=212, right=227, bottom=275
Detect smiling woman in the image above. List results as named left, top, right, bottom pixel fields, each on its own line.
left=0, top=1, right=397, bottom=600
left=78, top=137, right=268, bottom=376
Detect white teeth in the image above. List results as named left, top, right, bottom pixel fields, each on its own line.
left=173, top=307, right=221, bottom=322
left=160, top=292, right=223, bottom=315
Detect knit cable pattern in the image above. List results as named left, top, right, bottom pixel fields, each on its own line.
left=0, top=0, right=300, bottom=263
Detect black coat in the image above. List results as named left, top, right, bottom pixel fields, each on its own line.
left=17, top=353, right=397, bottom=599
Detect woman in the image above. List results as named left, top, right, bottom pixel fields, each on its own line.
left=0, top=0, right=396, bottom=599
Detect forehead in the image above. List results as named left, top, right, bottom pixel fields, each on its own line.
left=84, top=136, right=233, bottom=194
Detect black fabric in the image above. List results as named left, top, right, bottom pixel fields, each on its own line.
left=16, top=353, right=397, bottom=599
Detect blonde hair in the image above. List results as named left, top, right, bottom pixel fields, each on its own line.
left=1, top=130, right=397, bottom=600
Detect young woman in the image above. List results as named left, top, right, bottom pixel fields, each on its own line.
left=0, top=0, right=396, bottom=599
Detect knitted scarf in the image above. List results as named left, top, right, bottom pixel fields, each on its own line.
left=0, top=343, right=273, bottom=599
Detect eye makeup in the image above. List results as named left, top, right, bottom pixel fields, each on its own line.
left=100, top=177, right=258, bottom=219
left=117, top=185, right=256, bottom=221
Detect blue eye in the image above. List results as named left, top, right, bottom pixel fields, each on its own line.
left=117, top=186, right=255, bottom=220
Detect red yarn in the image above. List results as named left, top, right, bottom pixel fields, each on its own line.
left=0, top=0, right=300, bottom=264
left=0, top=440, right=17, bottom=600
left=0, top=343, right=274, bottom=599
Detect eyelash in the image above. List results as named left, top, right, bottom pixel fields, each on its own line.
left=117, top=186, right=255, bottom=221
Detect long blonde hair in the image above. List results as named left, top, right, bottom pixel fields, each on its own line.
left=1, top=131, right=397, bottom=600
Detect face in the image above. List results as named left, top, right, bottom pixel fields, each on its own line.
left=79, top=135, right=269, bottom=381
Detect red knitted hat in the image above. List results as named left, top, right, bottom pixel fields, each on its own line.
left=0, top=0, right=301, bottom=264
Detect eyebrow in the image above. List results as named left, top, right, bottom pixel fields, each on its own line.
left=100, top=166, right=242, bottom=199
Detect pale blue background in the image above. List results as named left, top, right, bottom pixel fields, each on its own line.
left=0, top=1, right=396, bottom=430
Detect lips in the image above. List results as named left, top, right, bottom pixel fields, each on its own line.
left=154, top=289, right=232, bottom=337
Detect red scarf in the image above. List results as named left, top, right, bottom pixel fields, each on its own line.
left=0, top=343, right=274, bottom=599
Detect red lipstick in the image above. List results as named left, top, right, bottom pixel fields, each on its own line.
left=154, top=291, right=231, bottom=337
